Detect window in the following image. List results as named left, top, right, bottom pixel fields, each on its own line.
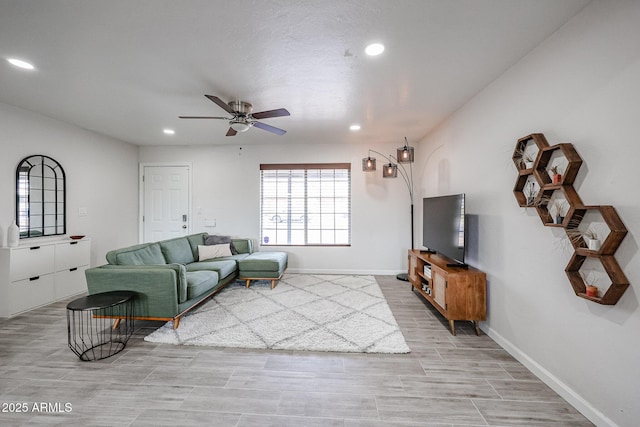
left=260, top=163, right=351, bottom=246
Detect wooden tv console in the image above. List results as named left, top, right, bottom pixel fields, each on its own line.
left=408, top=250, right=486, bottom=336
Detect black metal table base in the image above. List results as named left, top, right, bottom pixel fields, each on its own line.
left=66, top=291, right=136, bottom=361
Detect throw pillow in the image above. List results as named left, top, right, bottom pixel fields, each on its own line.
left=204, top=235, right=238, bottom=254
left=198, top=244, right=232, bottom=261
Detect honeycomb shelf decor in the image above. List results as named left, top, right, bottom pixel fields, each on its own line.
left=512, top=133, right=549, bottom=207
left=533, top=143, right=583, bottom=186
left=534, top=185, right=583, bottom=228
left=512, top=133, right=630, bottom=305
left=565, top=253, right=629, bottom=305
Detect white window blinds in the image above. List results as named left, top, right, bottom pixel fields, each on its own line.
left=260, top=163, right=351, bottom=246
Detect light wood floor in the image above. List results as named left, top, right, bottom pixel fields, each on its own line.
left=0, top=275, right=593, bottom=426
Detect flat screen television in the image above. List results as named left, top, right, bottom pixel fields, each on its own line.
left=422, top=193, right=466, bottom=266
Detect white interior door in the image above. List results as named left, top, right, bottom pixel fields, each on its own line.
left=142, top=165, right=190, bottom=243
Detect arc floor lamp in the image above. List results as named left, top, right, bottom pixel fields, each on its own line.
left=362, top=138, right=415, bottom=281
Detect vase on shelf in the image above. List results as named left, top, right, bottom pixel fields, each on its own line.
left=587, top=238, right=601, bottom=251
left=7, top=221, right=19, bottom=248
left=586, top=285, right=598, bottom=298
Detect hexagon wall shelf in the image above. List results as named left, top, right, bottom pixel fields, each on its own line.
left=513, top=133, right=629, bottom=305
left=534, top=185, right=584, bottom=228
left=512, top=133, right=549, bottom=207
left=533, top=143, right=583, bottom=186
left=512, top=133, right=549, bottom=171
left=569, top=205, right=628, bottom=256
left=565, top=253, right=629, bottom=305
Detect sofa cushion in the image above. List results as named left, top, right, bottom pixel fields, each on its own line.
left=108, top=243, right=166, bottom=265
left=186, top=270, right=219, bottom=300
left=187, top=259, right=237, bottom=279
left=238, top=252, right=288, bottom=272
left=231, top=238, right=253, bottom=254
left=159, top=237, right=195, bottom=265
left=198, top=244, right=232, bottom=261
left=205, top=235, right=238, bottom=254
left=186, top=233, right=207, bottom=261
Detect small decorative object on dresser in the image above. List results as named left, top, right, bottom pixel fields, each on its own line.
left=7, top=221, right=19, bottom=248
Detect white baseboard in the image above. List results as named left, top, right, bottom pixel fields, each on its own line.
left=287, top=268, right=405, bottom=276
left=483, top=325, right=618, bottom=427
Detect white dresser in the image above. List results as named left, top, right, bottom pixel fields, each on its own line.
left=0, top=238, right=91, bottom=318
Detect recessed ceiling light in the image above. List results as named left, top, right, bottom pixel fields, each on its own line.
left=350, top=124, right=361, bottom=131
left=163, top=129, right=175, bottom=135
left=7, top=58, right=35, bottom=70
left=364, top=43, right=385, bottom=56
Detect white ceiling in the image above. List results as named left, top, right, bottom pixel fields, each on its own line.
left=0, top=0, right=589, bottom=147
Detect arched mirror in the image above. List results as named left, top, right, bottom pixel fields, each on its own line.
left=16, top=155, right=66, bottom=238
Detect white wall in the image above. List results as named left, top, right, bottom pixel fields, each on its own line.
left=0, top=102, right=139, bottom=268
left=416, top=1, right=640, bottom=426
left=139, top=141, right=411, bottom=274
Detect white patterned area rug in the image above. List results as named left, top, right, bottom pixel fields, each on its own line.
left=144, top=274, right=411, bottom=354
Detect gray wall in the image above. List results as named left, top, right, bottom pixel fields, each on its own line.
left=416, top=1, right=640, bottom=426
left=139, top=141, right=411, bottom=275
left=0, top=102, right=139, bottom=267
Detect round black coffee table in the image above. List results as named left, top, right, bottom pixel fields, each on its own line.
left=66, top=291, right=136, bottom=361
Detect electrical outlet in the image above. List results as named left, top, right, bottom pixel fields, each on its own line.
left=78, top=207, right=88, bottom=217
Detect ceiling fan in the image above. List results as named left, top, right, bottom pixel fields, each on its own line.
left=179, top=95, right=290, bottom=136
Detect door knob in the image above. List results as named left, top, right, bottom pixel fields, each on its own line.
left=182, top=225, right=187, bottom=229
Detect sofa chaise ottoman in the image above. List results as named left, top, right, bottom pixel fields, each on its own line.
left=238, top=251, right=289, bottom=289
left=85, top=233, right=287, bottom=329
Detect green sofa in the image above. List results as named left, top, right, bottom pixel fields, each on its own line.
left=85, top=233, right=287, bottom=329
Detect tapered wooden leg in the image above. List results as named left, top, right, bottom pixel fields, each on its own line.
left=473, top=321, right=481, bottom=336
left=112, top=318, right=121, bottom=329
left=449, top=319, right=456, bottom=336
left=173, top=317, right=180, bottom=329
left=271, top=280, right=277, bottom=289
left=245, top=279, right=251, bottom=288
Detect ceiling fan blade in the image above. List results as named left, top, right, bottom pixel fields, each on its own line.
left=205, top=95, right=234, bottom=114
left=178, top=116, right=229, bottom=119
left=253, top=121, right=287, bottom=135
left=226, top=127, right=237, bottom=137
left=251, top=108, right=290, bottom=119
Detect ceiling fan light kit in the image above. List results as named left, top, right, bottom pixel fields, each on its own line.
left=230, top=120, right=251, bottom=132
left=180, top=95, right=289, bottom=137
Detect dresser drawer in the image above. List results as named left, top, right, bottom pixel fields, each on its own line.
left=55, top=266, right=88, bottom=299
left=9, top=273, right=55, bottom=316
left=10, top=245, right=55, bottom=282
left=55, top=240, right=90, bottom=271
